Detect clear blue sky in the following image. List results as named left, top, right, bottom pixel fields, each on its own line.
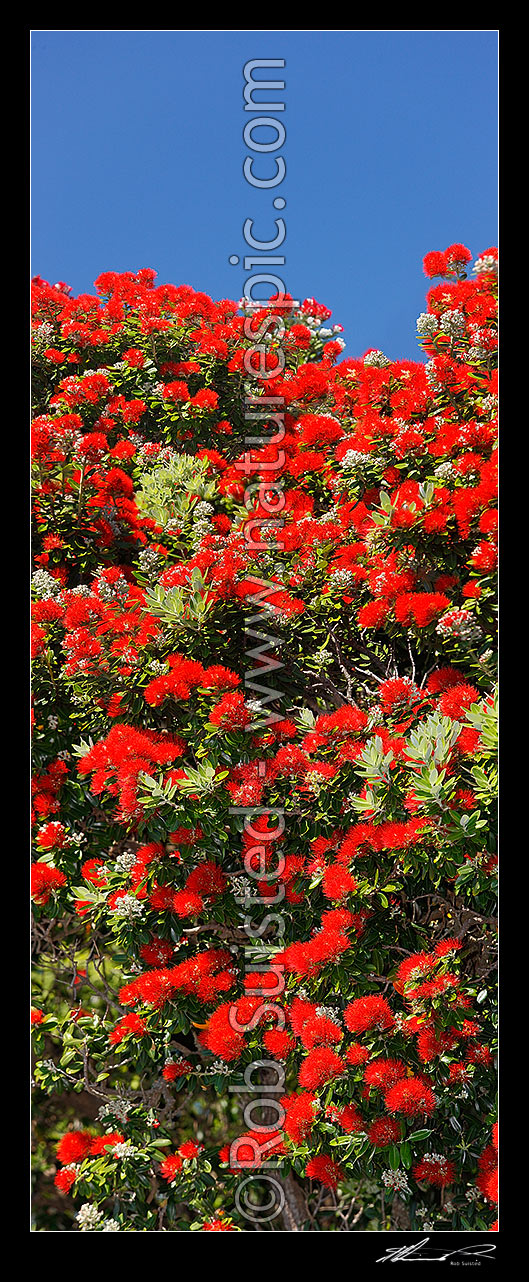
left=31, top=30, right=498, bottom=360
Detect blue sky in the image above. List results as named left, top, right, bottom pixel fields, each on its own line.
left=31, top=30, right=498, bottom=360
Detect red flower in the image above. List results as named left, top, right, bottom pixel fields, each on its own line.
left=363, top=1058, right=407, bottom=1090
left=305, top=1154, right=343, bottom=1190
left=413, top=1154, right=456, bottom=1187
left=54, top=1166, right=78, bottom=1194
left=344, top=995, right=395, bottom=1035
left=368, top=1117, right=402, bottom=1148
left=56, top=1130, right=93, bottom=1165
left=281, top=1092, right=318, bottom=1143
left=109, top=1012, right=147, bottom=1045
left=298, top=1046, right=346, bottom=1089
left=423, top=251, right=448, bottom=278
left=31, top=862, right=67, bottom=904
left=160, top=1154, right=183, bottom=1181
left=384, top=1076, right=436, bottom=1118
left=179, top=1140, right=201, bottom=1160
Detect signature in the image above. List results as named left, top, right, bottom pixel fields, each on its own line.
left=376, top=1237, right=496, bottom=1263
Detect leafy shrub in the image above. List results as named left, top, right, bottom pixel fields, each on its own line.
left=31, top=244, right=497, bottom=1231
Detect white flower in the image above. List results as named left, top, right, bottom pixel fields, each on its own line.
left=110, top=894, right=143, bottom=921
left=329, top=569, right=356, bottom=590
left=434, top=460, right=456, bottom=480
left=137, top=547, right=163, bottom=575
left=114, top=852, right=138, bottom=874
left=340, top=449, right=373, bottom=469
left=416, top=312, right=438, bottom=338
left=439, top=308, right=466, bottom=338
left=192, top=501, right=214, bottom=520
left=94, top=572, right=129, bottom=603
left=231, top=876, right=252, bottom=899
left=32, top=569, right=62, bottom=600
left=206, top=1060, right=232, bottom=1076
left=382, top=1169, right=411, bottom=1194
left=98, top=1098, right=133, bottom=1124
left=363, top=349, right=390, bottom=367
left=76, top=1203, right=103, bottom=1231
left=474, top=254, right=497, bottom=275
left=315, top=1005, right=340, bottom=1022
left=112, top=1141, right=138, bottom=1158
left=313, top=649, right=333, bottom=668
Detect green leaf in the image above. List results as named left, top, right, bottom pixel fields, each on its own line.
left=400, top=1142, right=412, bottom=1169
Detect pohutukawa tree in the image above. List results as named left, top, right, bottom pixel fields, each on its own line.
left=31, top=243, right=498, bottom=1232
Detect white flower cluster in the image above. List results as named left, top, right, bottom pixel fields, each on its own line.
left=315, top=1005, right=341, bottom=1022
left=425, top=361, right=442, bottom=391
left=32, top=320, right=55, bottom=346
left=480, top=394, right=498, bottom=416
left=340, top=449, right=377, bottom=470
left=231, top=876, right=252, bottom=899
left=192, top=501, right=214, bottom=520
left=205, top=1059, right=232, bottom=1076
left=363, top=349, right=391, bottom=367
left=76, top=1203, right=103, bottom=1231
left=110, top=894, right=143, bottom=921
left=439, top=308, right=466, bottom=338
left=245, top=698, right=264, bottom=714
left=416, top=312, right=439, bottom=338
left=98, top=1098, right=133, bottom=1124
left=32, top=569, right=62, bottom=599
left=329, top=569, right=357, bottom=590
left=313, top=649, right=333, bottom=668
left=382, top=1169, right=411, bottom=1194
left=304, top=770, right=328, bottom=795
left=433, top=460, right=457, bottom=480
left=95, top=572, right=130, bottom=603
left=137, top=546, right=164, bottom=576
left=148, top=659, right=169, bottom=675
left=112, top=1141, right=138, bottom=1158
left=76, top=1204, right=121, bottom=1231
left=114, top=852, right=138, bottom=874
left=474, top=254, right=497, bottom=275
left=189, top=522, right=211, bottom=547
